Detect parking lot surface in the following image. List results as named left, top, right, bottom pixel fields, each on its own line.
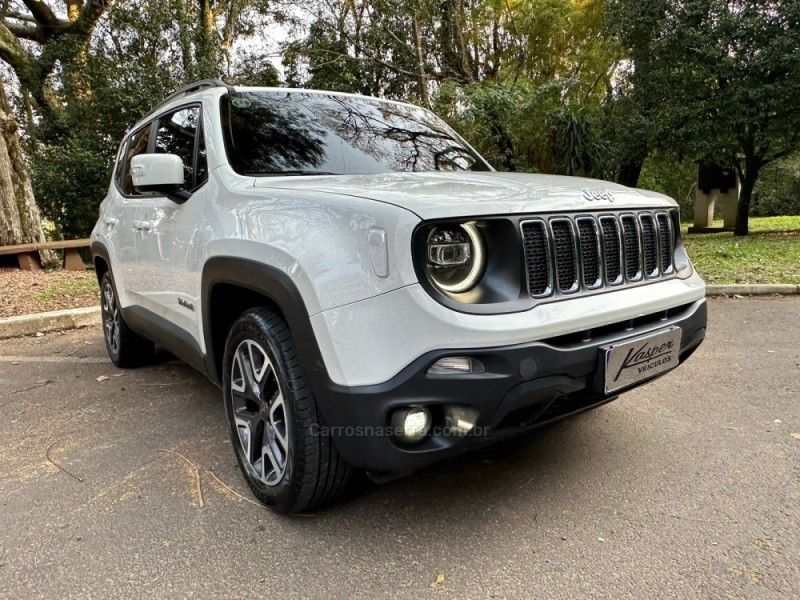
left=1, top=297, right=798, bottom=599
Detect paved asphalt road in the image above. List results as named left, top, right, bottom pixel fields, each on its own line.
left=0, top=297, right=798, bottom=599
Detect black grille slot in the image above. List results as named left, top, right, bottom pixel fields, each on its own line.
left=551, top=220, right=577, bottom=292
left=657, top=213, right=673, bottom=272
left=576, top=218, right=600, bottom=287
left=521, top=220, right=550, bottom=296
left=600, top=217, right=622, bottom=284
left=640, top=214, right=658, bottom=276
left=620, top=216, right=641, bottom=280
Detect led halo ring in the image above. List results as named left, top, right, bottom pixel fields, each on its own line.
left=429, top=222, right=485, bottom=293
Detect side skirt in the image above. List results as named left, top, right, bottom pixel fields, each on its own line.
left=122, top=305, right=209, bottom=378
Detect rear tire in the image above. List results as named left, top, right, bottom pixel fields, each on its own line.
left=222, top=307, right=352, bottom=513
left=100, top=272, right=154, bottom=368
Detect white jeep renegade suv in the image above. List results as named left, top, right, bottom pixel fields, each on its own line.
left=91, top=80, right=707, bottom=513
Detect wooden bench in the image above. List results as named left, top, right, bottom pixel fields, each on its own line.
left=0, top=239, right=91, bottom=271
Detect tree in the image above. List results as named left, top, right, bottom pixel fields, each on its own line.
left=284, top=0, right=617, bottom=174
left=615, top=0, right=800, bottom=235
left=0, top=0, right=113, bottom=245
left=0, top=81, right=48, bottom=247
left=27, top=0, right=278, bottom=238
left=604, top=0, right=670, bottom=187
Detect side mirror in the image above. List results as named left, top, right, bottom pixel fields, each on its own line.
left=131, top=154, right=189, bottom=203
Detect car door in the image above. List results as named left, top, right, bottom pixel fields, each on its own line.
left=133, top=105, right=208, bottom=344
left=108, top=125, right=152, bottom=307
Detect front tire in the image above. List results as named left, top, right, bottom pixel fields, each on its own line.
left=222, top=308, right=352, bottom=513
left=100, top=272, right=154, bottom=367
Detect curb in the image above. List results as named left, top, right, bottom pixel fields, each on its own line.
left=705, top=284, right=799, bottom=296
left=0, top=306, right=100, bottom=340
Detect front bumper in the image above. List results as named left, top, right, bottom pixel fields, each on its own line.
left=316, top=298, right=707, bottom=473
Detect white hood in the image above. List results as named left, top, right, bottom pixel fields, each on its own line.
left=252, top=171, right=676, bottom=220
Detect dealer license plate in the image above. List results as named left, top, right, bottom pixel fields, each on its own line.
left=602, top=327, right=682, bottom=394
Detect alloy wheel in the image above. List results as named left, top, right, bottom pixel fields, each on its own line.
left=230, top=339, right=289, bottom=487
left=101, top=282, right=120, bottom=354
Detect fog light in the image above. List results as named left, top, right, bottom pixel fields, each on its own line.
left=391, top=406, right=431, bottom=443
left=427, top=356, right=485, bottom=375
left=445, top=406, right=479, bottom=436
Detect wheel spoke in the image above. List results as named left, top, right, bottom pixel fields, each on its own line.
left=230, top=351, right=246, bottom=393
left=269, top=393, right=288, bottom=452
left=247, top=341, right=269, bottom=383
left=103, top=286, right=114, bottom=312
left=235, top=411, right=263, bottom=465
left=262, top=441, right=284, bottom=484
left=238, top=344, right=260, bottom=396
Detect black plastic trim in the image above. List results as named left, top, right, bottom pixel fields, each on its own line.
left=123, top=306, right=208, bottom=375
left=201, top=257, right=329, bottom=391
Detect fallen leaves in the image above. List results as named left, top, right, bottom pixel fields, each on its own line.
left=0, top=267, right=98, bottom=319
left=428, top=571, right=450, bottom=592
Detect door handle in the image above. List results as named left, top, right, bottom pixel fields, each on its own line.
left=132, top=221, right=152, bottom=232
left=103, top=217, right=118, bottom=226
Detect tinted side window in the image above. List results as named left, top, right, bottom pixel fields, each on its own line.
left=155, top=106, right=207, bottom=190
left=114, top=138, right=128, bottom=188
left=121, top=126, right=150, bottom=195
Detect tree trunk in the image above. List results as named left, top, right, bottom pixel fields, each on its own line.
left=487, top=108, right=516, bottom=171
left=617, top=158, right=644, bottom=187
left=412, top=15, right=430, bottom=108
left=196, top=0, right=217, bottom=78
left=734, top=166, right=758, bottom=237
left=439, top=0, right=473, bottom=84
left=0, top=84, right=48, bottom=247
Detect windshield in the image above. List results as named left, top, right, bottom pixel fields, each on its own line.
left=220, top=91, right=492, bottom=176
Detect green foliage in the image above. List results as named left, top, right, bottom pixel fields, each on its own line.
left=638, top=152, right=697, bottom=219
left=27, top=0, right=280, bottom=238
left=753, top=155, right=800, bottom=217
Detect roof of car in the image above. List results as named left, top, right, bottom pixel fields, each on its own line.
left=132, top=80, right=422, bottom=134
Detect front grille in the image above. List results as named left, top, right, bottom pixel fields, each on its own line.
left=521, top=220, right=550, bottom=296
left=657, top=213, right=674, bottom=273
left=521, top=210, right=677, bottom=299
left=576, top=218, right=601, bottom=288
left=550, top=219, right=578, bottom=292
left=600, top=217, right=622, bottom=284
left=640, top=214, right=658, bottom=277
left=621, top=215, right=641, bottom=280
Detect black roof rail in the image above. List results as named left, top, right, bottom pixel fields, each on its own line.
left=150, top=79, right=235, bottom=112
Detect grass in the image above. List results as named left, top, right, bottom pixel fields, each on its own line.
left=682, top=216, right=800, bottom=284
left=33, top=271, right=98, bottom=303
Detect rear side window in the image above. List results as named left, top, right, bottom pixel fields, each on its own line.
left=154, top=106, right=207, bottom=190
left=121, top=126, right=150, bottom=195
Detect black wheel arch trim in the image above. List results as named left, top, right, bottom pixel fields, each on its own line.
left=201, top=257, right=329, bottom=390
left=91, top=241, right=111, bottom=285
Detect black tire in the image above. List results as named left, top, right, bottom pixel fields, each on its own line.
left=222, top=307, right=352, bottom=514
left=100, top=272, right=154, bottom=368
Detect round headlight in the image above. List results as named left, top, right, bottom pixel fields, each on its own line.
left=426, top=222, right=485, bottom=293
